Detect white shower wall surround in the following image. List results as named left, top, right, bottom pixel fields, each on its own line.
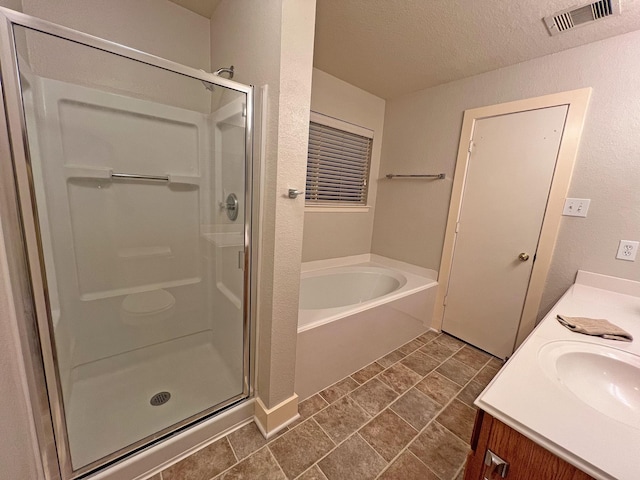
left=23, top=72, right=247, bottom=468
left=295, top=254, right=438, bottom=400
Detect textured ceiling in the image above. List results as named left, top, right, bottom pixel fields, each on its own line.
left=314, top=0, right=640, bottom=99
left=169, top=0, right=220, bottom=18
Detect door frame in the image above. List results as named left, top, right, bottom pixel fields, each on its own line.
left=433, top=89, right=591, bottom=353
left=0, top=6, right=256, bottom=479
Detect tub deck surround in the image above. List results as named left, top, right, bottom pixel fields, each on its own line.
left=476, top=271, right=640, bottom=480
left=153, top=332, right=502, bottom=480
left=295, top=254, right=439, bottom=400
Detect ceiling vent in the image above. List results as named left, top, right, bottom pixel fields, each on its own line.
left=544, top=0, right=621, bottom=36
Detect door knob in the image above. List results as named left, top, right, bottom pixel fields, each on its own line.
left=518, top=252, right=530, bottom=262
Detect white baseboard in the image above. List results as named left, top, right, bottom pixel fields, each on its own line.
left=254, top=394, right=299, bottom=439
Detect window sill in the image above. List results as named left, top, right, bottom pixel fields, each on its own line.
left=304, top=205, right=371, bottom=213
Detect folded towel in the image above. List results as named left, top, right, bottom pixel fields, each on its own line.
left=556, top=315, right=633, bottom=342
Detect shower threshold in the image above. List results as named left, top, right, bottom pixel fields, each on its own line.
left=65, top=331, right=242, bottom=469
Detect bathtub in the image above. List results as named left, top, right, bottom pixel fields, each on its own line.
left=295, top=254, right=438, bottom=400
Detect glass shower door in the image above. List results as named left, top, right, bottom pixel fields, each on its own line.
left=3, top=16, right=252, bottom=478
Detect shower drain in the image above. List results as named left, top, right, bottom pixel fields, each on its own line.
left=150, top=391, right=171, bottom=406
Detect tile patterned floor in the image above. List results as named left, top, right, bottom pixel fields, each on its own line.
left=155, top=332, right=503, bottom=480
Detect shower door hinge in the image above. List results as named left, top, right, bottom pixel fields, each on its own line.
left=455, top=222, right=460, bottom=233
left=238, top=250, right=244, bottom=270
left=468, top=140, right=474, bottom=153
left=443, top=295, right=447, bottom=306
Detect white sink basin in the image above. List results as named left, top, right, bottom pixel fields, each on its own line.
left=538, top=341, right=640, bottom=430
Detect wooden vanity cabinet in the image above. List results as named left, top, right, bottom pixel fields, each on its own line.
left=464, top=410, right=595, bottom=480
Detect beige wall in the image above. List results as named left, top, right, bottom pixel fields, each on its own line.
left=0, top=0, right=20, bottom=10
left=302, top=68, right=386, bottom=262
left=21, top=0, right=210, bottom=70
left=371, top=29, right=640, bottom=317
left=0, top=2, right=212, bottom=477
left=211, top=0, right=316, bottom=408
left=16, top=0, right=210, bottom=113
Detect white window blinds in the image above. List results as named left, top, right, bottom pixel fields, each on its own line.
left=306, top=116, right=373, bottom=205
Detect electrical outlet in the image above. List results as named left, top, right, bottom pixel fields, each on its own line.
left=562, top=198, right=590, bottom=217
left=616, top=240, right=639, bottom=261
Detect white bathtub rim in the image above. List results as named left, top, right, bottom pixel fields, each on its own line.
left=298, top=254, right=437, bottom=333
left=301, top=253, right=437, bottom=278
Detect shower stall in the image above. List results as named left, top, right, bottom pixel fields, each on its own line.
left=0, top=8, right=255, bottom=479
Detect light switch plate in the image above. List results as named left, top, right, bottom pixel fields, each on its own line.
left=562, top=198, right=590, bottom=217
left=616, top=240, right=639, bottom=261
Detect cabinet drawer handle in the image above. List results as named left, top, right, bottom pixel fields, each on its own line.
left=484, top=449, right=509, bottom=478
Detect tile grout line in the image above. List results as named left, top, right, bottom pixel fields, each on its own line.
left=306, top=429, right=367, bottom=478
left=266, top=445, right=289, bottom=480
left=422, top=354, right=495, bottom=453
left=292, top=392, right=409, bottom=479
left=362, top=336, right=494, bottom=479
left=284, top=339, right=489, bottom=478
left=163, top=331, right=496, bottom=480
left=293, top=463, right=319, bottom=480
left=308, top=334, right=496, bottom=479
left=208, top=445, right=245, bottom=480
left=304, top=333, right=494, bottom=480
left=356, top=407, right=421, bottom=469
left=347, top=334, right=430, bottom=382
left=225, top=435, right=240, bottom=466
left=348, top=333, right=484, bottom=435
left=373, top=447, right=442, bottom=480
left=302, top=333, right=473, bottom=480
left=453, top=461, right=466, bottom=480
left=315, top=430, right=389, bottom=480
left=369, top=374, right=463, bottom=479
left=407, top=449, right=442, bottom=480
left=352, top=431, right=391, bottom=474
left=236, top=334, right=491, bottom=480
left=309, top=416, right=339, bottom=450
left=365, top=332, right=458, bottom=378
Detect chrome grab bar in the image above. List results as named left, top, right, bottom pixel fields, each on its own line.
left=385, top=173, right=445, bottom=180
left=111, top=172, right=169, bottom=182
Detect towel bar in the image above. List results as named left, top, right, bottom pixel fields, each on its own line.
left=385, top=173, right=445, bottom=180
left=111, top=172, right=170, bottom=182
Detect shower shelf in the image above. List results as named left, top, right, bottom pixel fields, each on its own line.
left=202, top=232, right=244, bottom=248
left=79, top=277, right=201, bottom=302
left=64, top=165, right=201, bottom=185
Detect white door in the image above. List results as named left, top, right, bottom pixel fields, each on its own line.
left=442, top=105, right=568, bottom=359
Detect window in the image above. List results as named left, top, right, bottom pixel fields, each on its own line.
left=306, top=112, right=373, bottom=206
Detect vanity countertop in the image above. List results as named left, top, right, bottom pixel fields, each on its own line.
left=475, top=270, right=640, bottom=480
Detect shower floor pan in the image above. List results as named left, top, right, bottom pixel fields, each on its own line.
left=65, top=331, right=242, bottom=469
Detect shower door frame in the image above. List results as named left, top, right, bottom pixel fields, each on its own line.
left=0, top=7, right=256, bottom=480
